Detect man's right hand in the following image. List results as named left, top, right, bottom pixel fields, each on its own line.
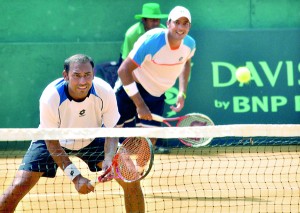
left=73, top=174, right=95, bottom=194
left=136, top=104, right=152, bottom=121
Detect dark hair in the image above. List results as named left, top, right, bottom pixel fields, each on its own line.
left=64, top=54, right=94, bottom=73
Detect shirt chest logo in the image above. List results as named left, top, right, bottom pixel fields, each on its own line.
left=79, top=109, right=86, bottom=117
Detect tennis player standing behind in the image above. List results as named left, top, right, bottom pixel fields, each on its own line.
left=115, top=6, right=196, bottom=147
left=0, top=54, right=144, bottom=213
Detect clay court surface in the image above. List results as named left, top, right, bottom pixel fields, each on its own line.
left=1, top=146, right=299, bottom=213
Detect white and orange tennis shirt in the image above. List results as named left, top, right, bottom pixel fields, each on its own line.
left=37, top=77, right=120, bottom=150
left=129, top=28, right=196, bottom=97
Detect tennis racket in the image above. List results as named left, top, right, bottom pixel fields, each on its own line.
left=152, top=113, right=215, bottom=147
left=90, top=137, right=154, bottom=186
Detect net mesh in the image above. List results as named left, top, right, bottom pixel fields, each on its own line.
left=0, top=125, right=299, bottom=213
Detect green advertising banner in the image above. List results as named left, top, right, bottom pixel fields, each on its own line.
left=164, top=29, right=300, bottom=125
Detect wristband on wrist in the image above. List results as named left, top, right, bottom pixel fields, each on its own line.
left=123, top=82, right=139, bottom=97
left=64, top=163, right=81, bottom=181
left=179, top=91, right=187, bottom=99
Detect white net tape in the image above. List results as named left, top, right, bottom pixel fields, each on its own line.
left=0, top=124, right=299, bottom=141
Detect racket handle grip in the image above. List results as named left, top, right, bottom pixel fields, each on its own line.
left=151, top=114, right=164, bottom=122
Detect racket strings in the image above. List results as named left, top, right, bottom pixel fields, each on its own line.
left=117, top=153, right=139, bottom=181
left=117, top=138, right=152, bottom=181
left=177, top=115, right=214, bottom=147
left=177, top=115, right=212, bottom=127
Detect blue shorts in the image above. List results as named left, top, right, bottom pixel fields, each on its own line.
left=115, top=83, right=165, bottom=127
left=19, top=138, right=105, bottom=178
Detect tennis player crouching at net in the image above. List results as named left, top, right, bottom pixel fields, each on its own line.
left=0, top=54, right=145, bottom=213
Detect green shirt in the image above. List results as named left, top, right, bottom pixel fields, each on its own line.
left=121, top=22, right=166, bottom=60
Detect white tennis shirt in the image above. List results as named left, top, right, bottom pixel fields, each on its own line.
left=37, top=77, right=120, bottom=150
left=129, top=28, right=196, bottom=97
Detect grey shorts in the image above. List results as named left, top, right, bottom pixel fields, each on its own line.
left=19, top=138, right=105, bottom=178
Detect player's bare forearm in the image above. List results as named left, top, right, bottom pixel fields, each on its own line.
left=131, top=93, right=152, bottom=120
left=118, top=58, right=152, bottom=120
left=45, top=140, right=72, bottom=170
left=171, top=60, right=191, bottom=112
left=179, top=59, right=191, bottom=94
left=102, top=137, right=119, bottom=172
left=104, top=137, right=118, bottom=157
left=45, top=140, right=94, bottom=193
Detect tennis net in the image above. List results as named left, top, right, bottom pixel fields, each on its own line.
left=0, top=125, right=299, bottom=213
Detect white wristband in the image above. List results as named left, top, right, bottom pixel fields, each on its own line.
left=64, top=164, right=81, bottom=181
left=123, top=82, right=139, bottom=97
